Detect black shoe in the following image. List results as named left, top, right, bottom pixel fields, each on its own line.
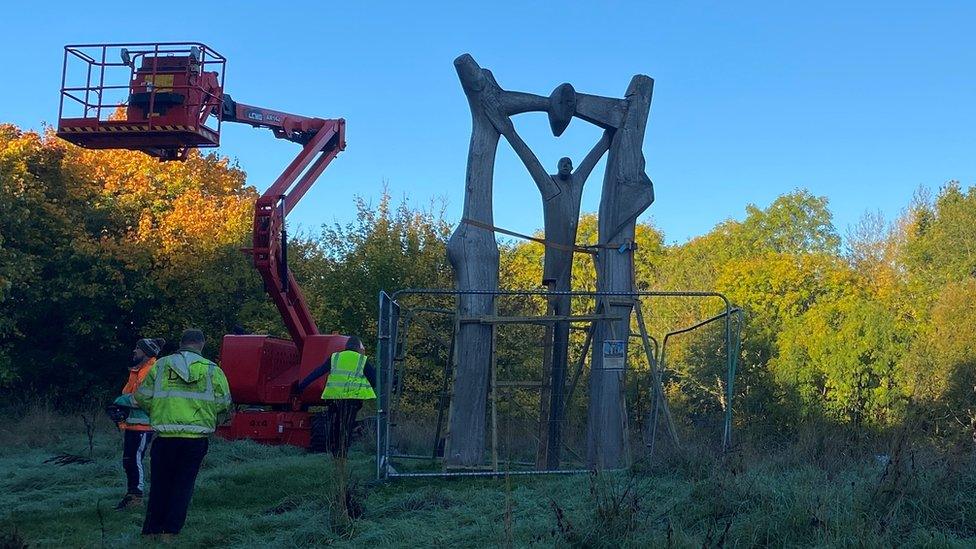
left=115, top=494, right=143, bottom=510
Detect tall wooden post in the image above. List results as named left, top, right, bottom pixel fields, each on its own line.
left=444, top=55, right=502, bottom=467
left=585, top=75, right=655, bottom=469
left=444, top=55, right=551, bottom=467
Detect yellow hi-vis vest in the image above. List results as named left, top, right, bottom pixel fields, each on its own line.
left=133, top=350, right=231, bottom=438
left=321, top=350, right=376, bottom=400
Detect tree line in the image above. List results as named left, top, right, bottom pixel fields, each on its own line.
left=1, top=124, right=973, bottom=445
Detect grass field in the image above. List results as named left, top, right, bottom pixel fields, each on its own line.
left=1, top=408, right=974, bottom=548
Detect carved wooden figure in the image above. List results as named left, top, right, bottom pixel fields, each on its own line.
left=500, top=123, right=610, bottom=467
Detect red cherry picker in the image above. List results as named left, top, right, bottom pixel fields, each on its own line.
left=57, top=42, right=349, bottom=448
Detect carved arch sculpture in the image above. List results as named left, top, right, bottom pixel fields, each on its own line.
left=446, top=53, right=654, bottom=470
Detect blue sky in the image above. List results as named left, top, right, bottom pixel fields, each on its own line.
left=2, top=1, right=973, bottom=245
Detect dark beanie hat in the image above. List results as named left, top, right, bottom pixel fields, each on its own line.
left=137, top=338, right=165, bottom=358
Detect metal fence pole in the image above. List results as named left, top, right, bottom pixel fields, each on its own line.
left=375, top=291, right=399, bottom=480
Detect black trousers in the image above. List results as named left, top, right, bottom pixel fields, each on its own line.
left=142, top=437, right=209, bottom=535
left=328, top=400, right=363, bottom=458
left=122, top=430, right=153, bottom=496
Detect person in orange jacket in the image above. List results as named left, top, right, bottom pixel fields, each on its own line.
left=114, top=338, right=165, bottom=510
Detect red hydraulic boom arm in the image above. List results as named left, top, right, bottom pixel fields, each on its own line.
left=221, top=95, right=346, bottom=352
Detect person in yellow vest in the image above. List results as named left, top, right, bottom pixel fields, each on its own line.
left=296, top=336, right=376, bottom=458
left=125, top=329, right=231, bottom=538
left=111, top=338, right=165, bottom=510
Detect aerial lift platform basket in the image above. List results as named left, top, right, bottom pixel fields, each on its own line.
left=58, top=43, right=225, bottom=160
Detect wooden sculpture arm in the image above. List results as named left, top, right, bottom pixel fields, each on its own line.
left=574, top=130, right=612, bottom=184
left=501, top=123, right=560, bottom=201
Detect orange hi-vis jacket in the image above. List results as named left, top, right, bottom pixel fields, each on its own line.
left=120, top=358, right=155, bottom=431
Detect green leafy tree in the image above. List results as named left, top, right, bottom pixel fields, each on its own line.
left=0, top=126, right=153, bottom=400
left=658, top=191, right=844, bottom=429
left=903, top=182, right=976, bottom=300
left=719, top=252, right=856, bottom=355
left=775, top=294, right=908, bottom=427
left=737, top=189, right=840, bottom=256
left=0, top=125, right=266, bottom=403
left=904, top=279, right=976, bottom=440
left=302, top=192, right=453, bottom=346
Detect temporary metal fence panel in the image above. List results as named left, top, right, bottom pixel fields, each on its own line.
left=375, top=289, right=741, bottom=480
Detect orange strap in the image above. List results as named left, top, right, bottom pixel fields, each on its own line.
left=460, top=218, right=636, bottom=254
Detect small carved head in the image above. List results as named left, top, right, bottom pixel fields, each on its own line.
left=557, top=157, right=573, bottom=177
